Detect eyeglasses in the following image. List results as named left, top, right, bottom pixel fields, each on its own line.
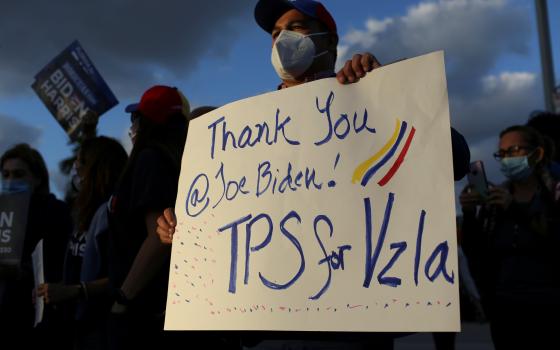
left=493, top=145, right=534, bottom=160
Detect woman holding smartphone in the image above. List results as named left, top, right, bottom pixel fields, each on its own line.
left=460, top=125, right=560, bottom=350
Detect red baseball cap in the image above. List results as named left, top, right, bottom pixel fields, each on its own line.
left=255, top=0, right=337, bottom=34
left=125, top=85, right=190, bottom=124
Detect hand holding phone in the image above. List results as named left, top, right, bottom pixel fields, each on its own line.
left=467, top=160, right=489, bottom=199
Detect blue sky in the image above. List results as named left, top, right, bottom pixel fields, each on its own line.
left=0, top=0, right=559, bottom=199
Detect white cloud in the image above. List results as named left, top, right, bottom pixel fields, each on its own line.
left=337, top=0, right=530, bottom=84
left=337, top=0, right=540, bottom=213
left=452, top=71, right=540, bottom=143
left=366, top=18, right=394, bottom=34
left=482, top=72, right=537, bottom=93
left=0, top=114, right=42, bottom=155
left=336, top=0, right=537, bottom=146
left=343, top=18, right=394, bottom=48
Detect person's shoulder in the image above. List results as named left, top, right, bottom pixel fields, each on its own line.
left=132, top=147, right=167, bottom=170
left=132, top=147, right=176, bottom=178
left=136, top=146, right=175, bottom=164
left=549, top=161, right=560, bottom=180
left=92, top=201, right=109, bottom=222
left=43, top=193, right=70, bottom=214
left=136, top=147, right=161, bottom=162
left=550, top=174, right=560, bottom=202
left=35, top=194, right=72, bottom=235
left=451, top=127, right=470, bottom=181
left=89, top=202, right=109, bottom=235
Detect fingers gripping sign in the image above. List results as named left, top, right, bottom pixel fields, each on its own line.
left=156, top=208, right=177, bottom=245
left=337, top=53, right=381, bottom=84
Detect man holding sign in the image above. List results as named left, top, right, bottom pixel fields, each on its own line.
left=155, top=1, right=382, bottom=236
left=158, top=0, right=469, bottom=243
left=156, top=0, right=470, bottom=348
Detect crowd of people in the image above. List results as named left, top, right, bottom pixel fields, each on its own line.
left=1, top=1, right=558, bottom=350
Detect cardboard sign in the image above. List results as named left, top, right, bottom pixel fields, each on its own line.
left=165, top=52, right=459, bottom=332
left=0, top=192, right=30, bottom=269
left=32, top=239, right=44, bottom=326
left=32, top=40, right=118, bottom=140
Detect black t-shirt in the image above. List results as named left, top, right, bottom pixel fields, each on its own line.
left=463, top=190, right=560, bottom=307
left=491, top=200, right=560, bottom=294
left=108, top=147, right=179, bottom=314
left=63, top=230, right=86, bottom=284
left=24, top=193, right=72, bottom=282
left=1, top=192, right=72, bottom=330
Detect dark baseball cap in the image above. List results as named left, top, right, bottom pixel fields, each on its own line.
left=255, top=0, right=337, bottom=34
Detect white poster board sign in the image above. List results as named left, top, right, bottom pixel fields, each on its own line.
left=166, top=51, right=459, bottom=332
left=32, top=239, right=44, bottom=326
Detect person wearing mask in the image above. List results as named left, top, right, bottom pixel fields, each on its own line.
left=256, top=0, right=469, bottom=181
left=158, top=0, right=470, bottom=243
left=460, top=125, right=560, bottom=349
left=0, top=143, right=73, bottom=348
left=37, top=136, right=128, bottom=349
left=157, top=1, right=470, bottom=348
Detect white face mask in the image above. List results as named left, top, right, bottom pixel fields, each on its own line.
left=271, top=30, right=329, bottom=81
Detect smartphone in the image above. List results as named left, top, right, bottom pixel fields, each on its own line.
left=467, top=160, right=489, bottom=198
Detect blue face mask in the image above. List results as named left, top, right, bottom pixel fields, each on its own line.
left=1, top=179, right=31, bottom=194
left=500, top=155, right=533, bottom=181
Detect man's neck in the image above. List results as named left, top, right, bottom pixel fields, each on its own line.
left=279, top=69, right=335, bottom=89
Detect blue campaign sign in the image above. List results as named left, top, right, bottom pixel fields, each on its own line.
left=31, top=40, right=118, bottom=140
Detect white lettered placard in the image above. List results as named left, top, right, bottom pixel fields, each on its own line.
left=165, top=51, right=459, bottom=332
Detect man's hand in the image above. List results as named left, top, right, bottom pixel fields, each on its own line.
left=36, top=283, right=79, bottom=304
left=487, top=186, right=512, bottom=211
left=111, top=288, right=130, bottom=315
left=336, top=53, right=381, bottom=84
left=459, top=185, right=485, bottom=212
left=111, top=301, right=128, bottom=315
left=156, top=208, right=177, bottom=245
